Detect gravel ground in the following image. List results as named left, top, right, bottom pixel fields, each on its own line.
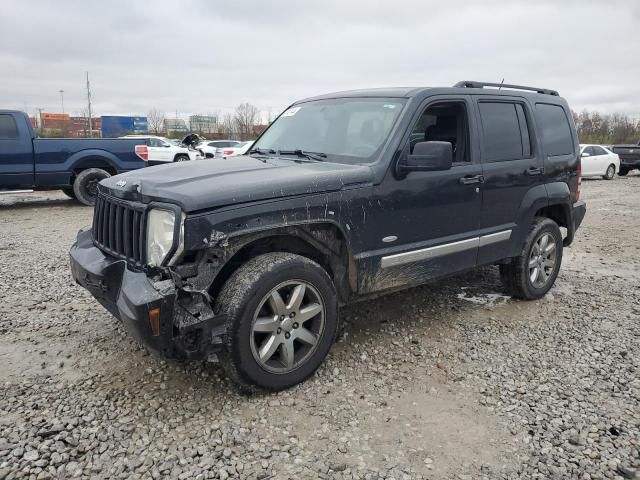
left=1, top=175, right=639, bottom=480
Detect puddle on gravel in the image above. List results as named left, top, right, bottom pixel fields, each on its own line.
left=457, top=287, right=511, bottom=306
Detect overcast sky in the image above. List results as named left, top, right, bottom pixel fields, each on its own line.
left=1, top=0, right=639, bottom=121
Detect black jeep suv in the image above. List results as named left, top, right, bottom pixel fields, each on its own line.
left=70, top=81, right=586, bottom=391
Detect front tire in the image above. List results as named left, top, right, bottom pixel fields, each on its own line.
left=174, top=154, right=189, bottom=162
left=72, top=168, right=110, bottom=206
left=216, top=253, right=339, bottom=392
left=618, top=167, right=629, bottom=176
left=500, top=217, right=563, bottom=300
left=603, top=164, right=616, bottom=180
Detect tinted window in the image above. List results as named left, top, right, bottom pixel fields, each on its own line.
left=0, top=115, right=18, bottom=139
left=535, top=104, right=574, bottom=156
left=582, top=146, right=595, bottom=156
left=478, top=102, right=526, bottom=162
left=149, top=138, right=162, bottom=147
left=592, top=146, right=607, bottom=156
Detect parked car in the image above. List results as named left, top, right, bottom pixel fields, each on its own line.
left=579, top=144, right=619, bottom=180
left=70, top=81, right=586, bottom=391
left=122, top=135, right=201, bottom=165
left=609, top=141, right=640, bottom=176
left=216, top=141, right=254, bottom=158
left=197, top=140, right=241, bottom=158
left=0, top=110, right=147, bottom=205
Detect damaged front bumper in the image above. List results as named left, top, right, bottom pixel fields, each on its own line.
left=69, top=228, right=225, bottom=361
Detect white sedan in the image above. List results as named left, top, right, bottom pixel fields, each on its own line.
left=216, top=141, right=254, bottom=159
left=197, top=140, right=241, bottom=158
left=125, top=135, right=201, bottom=165
left=580, top=144, right=620, bottom=180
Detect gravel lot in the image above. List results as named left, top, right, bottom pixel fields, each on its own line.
left=1, top=175, right=639, bottom=480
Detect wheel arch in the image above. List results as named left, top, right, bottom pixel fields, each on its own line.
left=69, top=151, right=119, bottom=177
left=206, top=223, right=355, bottom=305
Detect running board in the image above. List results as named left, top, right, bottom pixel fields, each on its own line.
left=0, top=189, right=34, bottom=195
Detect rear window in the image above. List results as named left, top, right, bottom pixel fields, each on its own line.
left=0, top=114, right=18, bottom=139
left=535, top=104, right=574, bottom=156
left=478, top=102, right=531, bottom=162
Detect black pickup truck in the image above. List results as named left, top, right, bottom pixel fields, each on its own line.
left=0, top=110, right=147, bottom=205
left=610, top=141, right=640, bottom=176
left=70, top=81, right=586, bottom=391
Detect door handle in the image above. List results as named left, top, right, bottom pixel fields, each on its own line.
left=526, top=167, right=544, bottom=176
left=459, top=175, right=484, bottom=185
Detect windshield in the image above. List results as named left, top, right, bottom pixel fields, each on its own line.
left=253, top=97, right=406, bottom=164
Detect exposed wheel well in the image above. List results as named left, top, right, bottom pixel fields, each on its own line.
left=534, top=203, right=569, bottom=229
left=72, top=158, right=117, bottom=180
left=208, top=225, right=354, bottom=304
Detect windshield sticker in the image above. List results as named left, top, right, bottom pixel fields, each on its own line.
left=282, top=107, right=301, bottom=117
left=383, top=104, right=397, bottom=109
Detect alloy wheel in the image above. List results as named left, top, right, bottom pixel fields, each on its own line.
left=528, top=233, right=557, bottom=288
left=250, top=280, right=325, bottom=374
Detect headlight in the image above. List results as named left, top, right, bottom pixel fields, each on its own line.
left=146, top=209, right=176, bottom=267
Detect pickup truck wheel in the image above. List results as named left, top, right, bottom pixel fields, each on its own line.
left=60, top=187, right=77, bottom=200
left=603, top=164, right=616, bottom=180
left=499, top=217, right=563, bottom=300
left=216, top=252, right=338, bottom=392
left=174, top=154, right=189, bottom=162
left=618, top=168, right=629, bottom=176
left=73, top=168, right=110, bottom=206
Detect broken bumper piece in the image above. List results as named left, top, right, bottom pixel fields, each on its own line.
left=69, top=228, right=225, bottom=361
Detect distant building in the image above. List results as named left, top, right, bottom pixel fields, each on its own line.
left=164, top=118, right=188, bottom=133
left=189, top=115, right=217, bottom=134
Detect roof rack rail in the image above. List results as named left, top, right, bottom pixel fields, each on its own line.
left=454, top=80, right=559, bottom=96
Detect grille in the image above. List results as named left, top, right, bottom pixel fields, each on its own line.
left=93, top=194, right=147, bottom=266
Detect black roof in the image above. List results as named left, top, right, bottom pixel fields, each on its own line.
left=296, top=81, right=561, bottom=103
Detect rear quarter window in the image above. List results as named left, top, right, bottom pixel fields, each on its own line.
left=535, top=104, right=574, bottom=156
left=0, top=114, right=19, bottom=139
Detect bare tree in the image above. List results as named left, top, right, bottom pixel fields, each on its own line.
left=234, top=103, right=259, bottom=140
left=220, top=112, right=236, bottom=138
left=147, top=108, right=165, bottom=135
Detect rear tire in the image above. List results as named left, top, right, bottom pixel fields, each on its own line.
left=216, top=252, right=339, bottom=392
left=618, top=168, right=629, bottom=176
left=603, top=164, right=616, bottom=180
left=72, top=168, right=110, bottom=206
left=500, top=217, right=563, bottom=300
left=174, top=154, right=189, bottom=162
left=61, top=187, right=77, bottom=200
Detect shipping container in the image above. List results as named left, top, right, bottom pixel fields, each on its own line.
left=101, top=116, right=148, bottom=137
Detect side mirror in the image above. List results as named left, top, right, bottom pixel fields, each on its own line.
left=397, top=141, right=453, bottom=175
left=581, top=152, right=590, bottom=157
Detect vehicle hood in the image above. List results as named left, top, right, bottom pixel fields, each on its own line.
left=181, top=133, right=203, bottom=148
left=100, top=155, right=374, bottom=212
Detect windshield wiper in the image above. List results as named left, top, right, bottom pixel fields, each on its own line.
left=278, top=149, right=327, bottom=162
left=249, top=147, right=276, bottom=155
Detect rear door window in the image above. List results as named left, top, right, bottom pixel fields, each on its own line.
left=592, top=146, right=607, bottom=156
left=0, top=114, right=19, bottom=139
left=535, top=104, right=574, bottom=156
left=478, top=102, right=530, bottom=162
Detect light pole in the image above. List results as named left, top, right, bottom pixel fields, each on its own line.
left=59, top=89, right=65, bottom=114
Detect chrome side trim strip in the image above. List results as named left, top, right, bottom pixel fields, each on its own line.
left=380, top=229, right=512, bottom=269
left=479, top=229, right=512, bottom=247
left=381, top=237, right=478, bottom=268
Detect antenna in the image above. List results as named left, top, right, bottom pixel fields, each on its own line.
left=86, top=72, right=93, bottom=137
left=498, top=78, right=505, bottom=91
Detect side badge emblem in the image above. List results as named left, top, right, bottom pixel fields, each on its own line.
left=116, top=180, right=127, bottom=188
left=382, top=236, right=398, bottom=243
